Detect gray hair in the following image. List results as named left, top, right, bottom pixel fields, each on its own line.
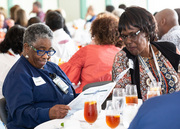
left=23, top=23, right=53, bottom=45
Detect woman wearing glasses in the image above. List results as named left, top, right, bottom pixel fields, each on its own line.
left=3, top=23, right=77, bottom=129
left=112, top=6, right=180, bottom=101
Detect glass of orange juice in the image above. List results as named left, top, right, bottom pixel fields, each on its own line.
left=106, top=100, right=120, bottom=129
left=84, top=100, right=98, bottom=127
left=125, top=84, right=138, bottom=105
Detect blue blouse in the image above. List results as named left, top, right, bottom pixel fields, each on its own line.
left=3, top=55, right=76, bottom=129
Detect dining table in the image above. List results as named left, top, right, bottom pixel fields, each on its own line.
left=34, top=110, right=127, bottom=129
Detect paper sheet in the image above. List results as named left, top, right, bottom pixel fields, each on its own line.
left=67, top=82, right=116, bottom=116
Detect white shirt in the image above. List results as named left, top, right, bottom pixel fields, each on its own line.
left=159, top=26, right=180, bottom=50
left=50, top=29, right=78, bottom=64
left=0, top=49, right=20, bottom=99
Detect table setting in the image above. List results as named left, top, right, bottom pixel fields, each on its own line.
left=35, top=84, right=144, bottom=129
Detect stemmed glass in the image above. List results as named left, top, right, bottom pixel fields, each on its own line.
left=112, top=88, right=125, bottom=114
left=84, top=100, right=98, bottom=127
left=106, top=100, right=120, bottom=129
left=125, top=84, right=138, bottom=105
left=147, top=82, right=161, bottom=99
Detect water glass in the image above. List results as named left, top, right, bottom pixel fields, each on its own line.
left=125, top=84, right=138, bottom=105
left=112, top=88, right=125, bottom=113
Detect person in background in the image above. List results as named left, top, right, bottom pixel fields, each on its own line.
left=10, top=5, right=20, bottom=21
left=118, top=4, right=127, bottom=9
left=0, top=25, right=25, bottom=99
left=155, top=8, right=180, bottom=51
left=55, top=9, right=72, bottom=37
left=27, top=16, right=41, bottom=27
left=174, top=8, right=180, bottom=25
left=112, top=6, right=180, bottom=101
left=45, top=11, right=78, bottom=64
left=106, top=5, right=115, bottom=13
left=112, top=8, right=125, bottom=18
left=85, top=5, right=96, bottom=23
left=129, top=90, right=180, bottom=129
left=3, top=23, right=77, bottom=129
left=0, top=12, right=6, bottom=42
left=60, top=12, right=122, bottom=93
left=31, top=1, right=45, bottom=22
left=15, top=8, right=28, bottom=27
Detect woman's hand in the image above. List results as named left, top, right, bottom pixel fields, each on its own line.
left=49, top=105, right=71, bottom=119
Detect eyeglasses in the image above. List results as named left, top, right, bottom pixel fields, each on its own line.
left=120, top=30, right=141, bottom=42
left=29, top=44, right=56, bottom=56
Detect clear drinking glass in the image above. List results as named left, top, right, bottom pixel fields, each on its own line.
left=147, top=82, right=161, bottom=99
left=125, top=84, right=138, bottom=105
left=84, top=100, right=98, bottom=127
left=106, top=100, right=120, bottom=129
left=112, top=88, right=125, bottom=114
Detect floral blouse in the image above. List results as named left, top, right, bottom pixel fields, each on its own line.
left=112, top=50, right=180, bottom=101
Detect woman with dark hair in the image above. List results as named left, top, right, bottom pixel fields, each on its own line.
left=112, top=6, right=180, bottom=101
left=0, top=25, right=25, bottom=98
left=60, top=12, right=122, bottom=93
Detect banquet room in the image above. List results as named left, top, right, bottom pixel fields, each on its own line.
left=0, top=0, right=180, bottom=129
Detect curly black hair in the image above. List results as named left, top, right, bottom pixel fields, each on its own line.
left=0, top=25, right=25, bottom=54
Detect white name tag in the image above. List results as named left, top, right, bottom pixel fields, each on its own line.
left=32, top=77, right=46, bottom=86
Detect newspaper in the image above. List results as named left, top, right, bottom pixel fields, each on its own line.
left=67, top=82, right=116, bottom=116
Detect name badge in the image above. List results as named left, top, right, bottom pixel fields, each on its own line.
left=53, top=75, right=69, bottom=94
left=32, top=77, right=46, bottom=86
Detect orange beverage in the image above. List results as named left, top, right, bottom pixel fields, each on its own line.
left=84, top=101, right=98, bottom=124
left=147, top=90, right=160, bottom=99
left=125, top=96, right=138, bottom=104
left=106, top=115, right=120, bottom=128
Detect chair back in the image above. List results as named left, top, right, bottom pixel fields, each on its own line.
left=83, top=81, right=112, bottom=109
left=0, top=98, right=7, bottom=125
left=83, top=81, right=112, bottom=91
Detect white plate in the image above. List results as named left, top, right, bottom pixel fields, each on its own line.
left=34, top=119, right=64, bottom=129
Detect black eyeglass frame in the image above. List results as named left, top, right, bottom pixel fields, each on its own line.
left=28, top=44, right=56, bottom=56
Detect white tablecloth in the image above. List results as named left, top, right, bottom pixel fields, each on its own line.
left=35, top=110, right=127, bottom=129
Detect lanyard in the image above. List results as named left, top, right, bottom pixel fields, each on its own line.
left=114, top=59, right=134, bottom=83
left=138, top=44, right=162, bottom=85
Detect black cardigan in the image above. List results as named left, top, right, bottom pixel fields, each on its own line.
left=123, top=41, right=180, bottom=99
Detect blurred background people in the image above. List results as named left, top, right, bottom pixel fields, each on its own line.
left=14, top=8, right=28, bottom=27
left=174, top=8, right=180, bottom=25
left=27, top=16, right=41, bottom=27
left=31, top=1, right=45, bottom=22
left=105, top=5, right=115, bottom=13
left=0, top=25, right=25, bottom=99
left=155, top=8, right=180, bottom=50
left=60, top=12, right=122, bottom=93
left=112, top=8, right=125, bottom=18
left=118, top=4, right=127, bottom=9
left=10, top=5, right=20, bottom=21
left=0, top=12, right=6, bottom=42
left=55, top=9, right=72, bottom=37
left=45, top=11, right=78, bottom=64
left=112, top=6, right=180, bottom=101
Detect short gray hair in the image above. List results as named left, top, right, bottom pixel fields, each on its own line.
left=23, top=23, right=53, bottom=45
